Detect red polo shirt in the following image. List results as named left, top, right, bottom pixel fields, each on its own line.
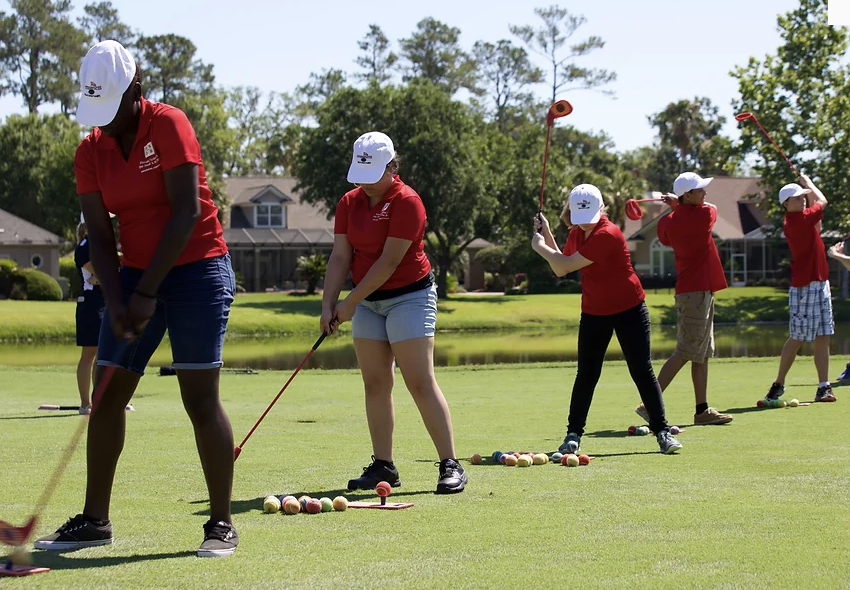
left=74, top=98, right=227, bottom=269
left=334, top=176, right=430, bottom=290
left=784, top=202, right=829, bottom=287
left=563, top=216, right=645, bottom=316
left=657, top=203, right=727, bottom=294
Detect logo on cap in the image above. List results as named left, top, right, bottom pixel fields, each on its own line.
left=84, top=81, right=103, bottom=97
left=577, top=199, right=591, bottom=210
left=357, top=152, right=372, bottom=164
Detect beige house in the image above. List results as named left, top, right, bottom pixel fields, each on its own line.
left=223, top=177, right=335, bottom=292
left=0, top=208, right=65, bottom=280
left=624, top=176, right=845, bottom=287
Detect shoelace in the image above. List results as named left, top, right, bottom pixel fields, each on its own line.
left=58, top=515, right=88, bottom=533
left=435, top=461, right=459, bottom=478
left=204, top=521, right=233, bottom=541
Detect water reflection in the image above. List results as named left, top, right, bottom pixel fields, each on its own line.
left=5, top=324, right=850, bottom=370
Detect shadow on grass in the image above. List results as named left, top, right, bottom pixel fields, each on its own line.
left=195, top=489, right=435, bottom=516
left=35, top=550, right=196, bottom=570
left=586, top=429, right=630, bottom=439
left=591, top=451, right=667, bottom=458
left=0, top=414, right=78, bottom=421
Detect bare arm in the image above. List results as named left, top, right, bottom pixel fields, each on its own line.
left=79, top=193, right=121, bottom=308
left=344, top=237, right=411, bottom=306
left=534, top=214, right=558, bottom=250
left=134, top=163, right=200, bottom=296
left=827, top=242, right=850, bottom=270
left=531, top=235, right=593, bottom=277
left=321, top=235, right=353, bottom=312
left=82, top=261, right=99, bottom=285
left=800, top=174, right=827, bottom=208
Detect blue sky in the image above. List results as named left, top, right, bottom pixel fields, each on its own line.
left=0, top=0, right=800, bottom=152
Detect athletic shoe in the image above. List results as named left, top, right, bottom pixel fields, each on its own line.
left=815, top=385, right=837, bottom=403
left=836, top=363, right=850, bottom=382
left=634, top=402, right=650, bottom=424
left=693, top=407, right=733, bottom=425
left=764, top=382, right=785, bottom=401
left=436, top=459, right=467, bottom=494
left=33, top=514, right=113, bottom=550
left=346, top=456, right=401, bottom=490
left=558, top=432, right=581, bottom=454
left=657, top=430, right=683, bottom=454
left=197, top=520, right=238, bottom=558
left=79, top=405, right=91, bottom=415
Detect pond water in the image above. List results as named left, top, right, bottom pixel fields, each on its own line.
left=4, top=324, right=850, bottom=370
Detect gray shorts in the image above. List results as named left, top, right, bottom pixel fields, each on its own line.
left=789, top=280, right=834, bottom=342
left=352, top=284, right=437, bottom=343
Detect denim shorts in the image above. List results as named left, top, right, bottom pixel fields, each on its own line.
left=97, top=254, right=235, bottom=375
left=351, top=284, right=437, bottom=343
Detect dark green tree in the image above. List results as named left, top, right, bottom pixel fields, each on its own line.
left=398, top=18, right=479, bottom=96
left=294, top=82, right=498, bottom=298
left=78, top=1, right=135, bottom=46
left=354, top=24, right=397, bottom=85
left=472, top=39, right=543, bottom=131
left=510, top=5, right=615, bottom=102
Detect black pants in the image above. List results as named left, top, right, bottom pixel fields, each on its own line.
left=568, top=302, right=668, bottom=436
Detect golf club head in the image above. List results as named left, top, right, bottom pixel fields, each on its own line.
left=735, top=112, right=754, bottom=122
left=624, top=199, right=644, bottom=221
left=547, top=100, right=573, bottom=125
left=233, top=446, right=242, bottom=461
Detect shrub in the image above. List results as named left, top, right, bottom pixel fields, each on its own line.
left=59, top=257, right=81, bottom=299
left=10, top=268, right=63, bottom=301
left=446, top=272, right=458, bottom=294
left=296, top=253, right=329, bottom=295
left=0, top=258, right=17, bottom=297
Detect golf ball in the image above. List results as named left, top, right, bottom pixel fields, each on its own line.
left=306, top=498, right=322, bottom=514
left=756, top=399, right=766, bottom=408
left=670, top=426, right=681, bottom=435
left=789, top=399, right=800, bottom=407
left=637, top=426, right=650, bottom=436
left=551, top=452, right=563, bottom=462
left=627, top=425, right=637, bottom=435
left=470, top=453, right=482, bottom=465
left=517, top=456, right=532, bottom=467
left=320, top=497, right=333, bottom=512
left=566, top=454, right=579, bottom=467
left=332, top=496, right=348, bottom=511
left=578, top=454, right=590, bottom=466
left=283, top=499, right=301, bottom=514
left=504, top=454, right=518, bottom=466
left=263, top=495, right=281, bottom=514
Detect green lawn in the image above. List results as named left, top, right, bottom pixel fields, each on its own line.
left=3, top=286, right=850, bottom=341
left=1, top=359, right=848, bottom=589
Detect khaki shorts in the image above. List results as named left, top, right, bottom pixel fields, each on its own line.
left=674, top=291, right=715, bottom=363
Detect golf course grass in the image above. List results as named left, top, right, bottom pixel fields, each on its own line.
left=1, top=358, right=848, bottom=589
left=4, top=287, right=850, bottom=341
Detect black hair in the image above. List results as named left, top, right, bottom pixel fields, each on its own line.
left=387, top=154, right=401, bottom=175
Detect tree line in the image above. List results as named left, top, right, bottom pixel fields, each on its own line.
left=0, top=0, right=844, bottom=296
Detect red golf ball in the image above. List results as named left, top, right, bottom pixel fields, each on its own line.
left=376, top=481, right=392, bottom=498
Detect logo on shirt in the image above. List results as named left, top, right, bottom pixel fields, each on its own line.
left=84, top=81, right=102, bottom=97
left=357, top=151, right=372, bottom=165
left=139, top=141, right=161, bottom=174
left=576, top=199, right=591, bottom=210
left=373, top=201, right=391, bottom=221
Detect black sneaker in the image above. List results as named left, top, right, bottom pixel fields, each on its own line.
left=346, top=456, right=401, bottom=490
left=815, top=385, right=837, bottom=402
left=33, top=514, right=113, bottom=551
left=436, top=459, right=467, bottom=494
left=657, top=429, right=683, bottom=455
left=197, top=520, right=238, bottom=558
left=558, top=432, right=581, bottom=454
left=765, top=382, right=785, bottom=401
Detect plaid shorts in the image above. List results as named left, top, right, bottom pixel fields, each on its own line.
left=788, top=280, right=834, bottom=342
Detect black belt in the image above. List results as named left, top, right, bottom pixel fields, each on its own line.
left=360, top=271, right=434, bottom=302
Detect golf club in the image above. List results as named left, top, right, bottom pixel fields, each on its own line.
left=539, top=100, right=574, bottom=214
left=0, top=340, right=128, bottom=548
left=234, top=329, right=330, bottom=461
left=735, top=111, right=799, bottom=174
left=624, top=197, right=667, bottom=221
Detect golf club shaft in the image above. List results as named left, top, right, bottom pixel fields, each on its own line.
left=749, top=115, right=799, bottom=174
left=234, top=331, right=328, bottom=460
left=539, top=123, right=553, bottom=213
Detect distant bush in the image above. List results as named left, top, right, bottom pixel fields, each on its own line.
left=9, top=268, right=63, bottom=301
left=446, top=272, right=458, bottom=294
left=0, top=258, right=17, bottom=297
left=59, top=257, right=81, bottom=299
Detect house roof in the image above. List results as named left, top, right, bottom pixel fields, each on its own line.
left=0, top=208, right=65, bottom=245
left=626, top=177, right=766, bottom=241
left=223, top=227, right=334, bottom=247
left=225, top=176, right=334, bottom=230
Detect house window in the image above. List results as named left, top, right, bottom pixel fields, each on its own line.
left=255, top=204, right=285, bottom=228
left=650, top=238, right=675, bottom=277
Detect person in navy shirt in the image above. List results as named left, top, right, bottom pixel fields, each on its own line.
left=74, top=218, right=105, bottom=415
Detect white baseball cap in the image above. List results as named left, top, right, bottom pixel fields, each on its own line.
left=673, top=172, right=713, bottom=197
left=76, top=40, right=136, bottom=127
left=347, top=132, right=395, bottom=184
left=569, top=184, right=604, bottom=225
left=778, top=183, right=808, bottom=204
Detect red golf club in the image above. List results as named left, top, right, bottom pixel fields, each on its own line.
left=234, top=329, right=330, bottom=461
left=539, top=100, right=574, bottom=214
left=624, top=197, right=667, bottom=221
left=735, top=111, right=799, bottom=174
left=0, top=340, right=128, bottom=549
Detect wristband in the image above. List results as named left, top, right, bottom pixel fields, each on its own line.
left=134, top=290, right=158, bottom=300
